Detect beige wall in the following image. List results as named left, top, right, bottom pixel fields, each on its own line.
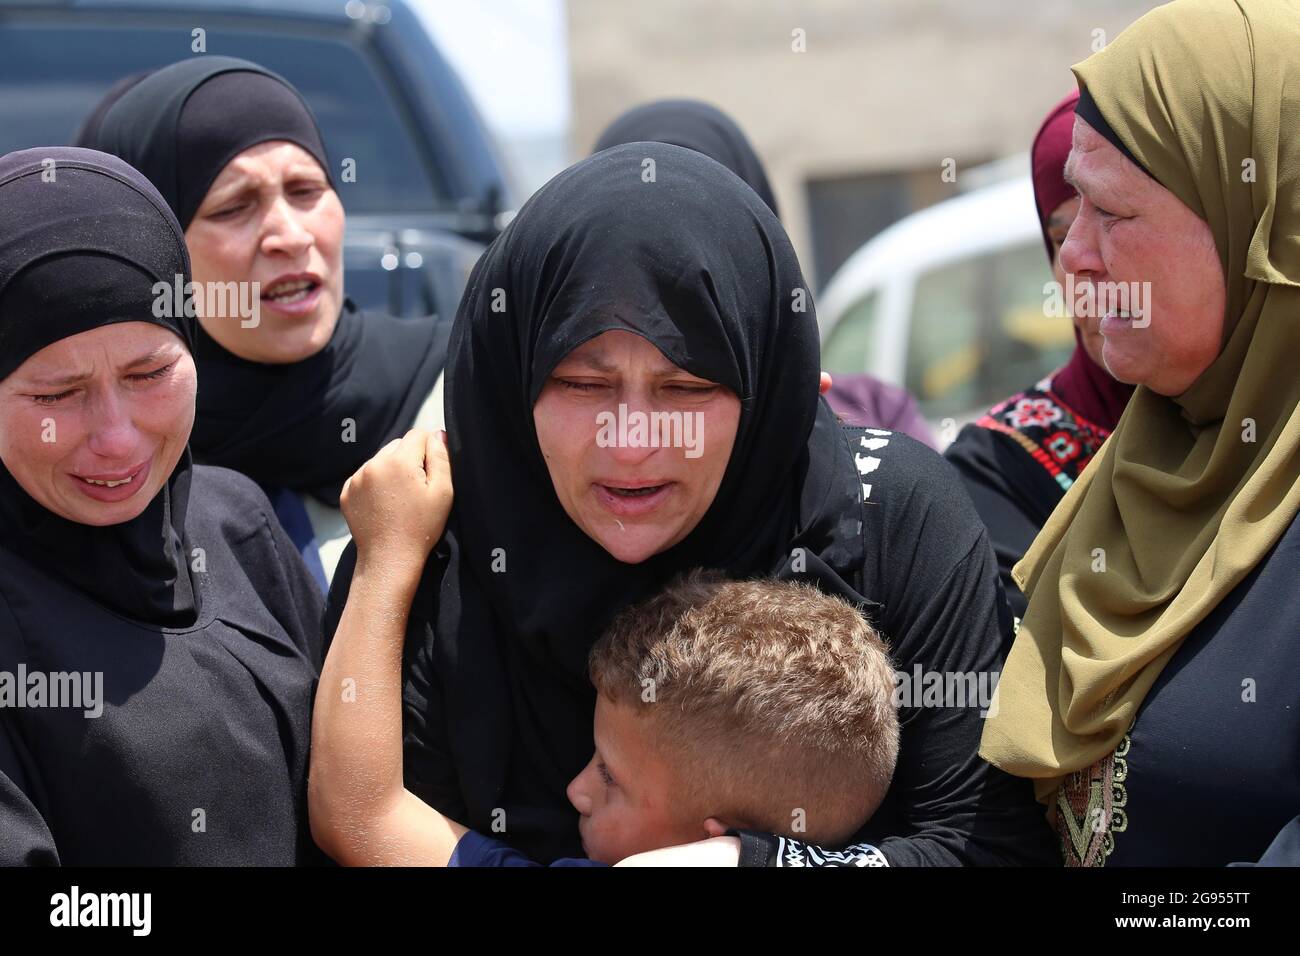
left=569, top=0, right=1160, bottom=286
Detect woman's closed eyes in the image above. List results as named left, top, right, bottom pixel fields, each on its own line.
left=27, top=361, right=178, bottom=406
left=553, top=376, right=720, bottom=398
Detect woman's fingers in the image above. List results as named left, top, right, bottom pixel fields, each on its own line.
left=378, top=429, right=437, bottom=484
left=396, top=428, right=429, bottom=466
left=423, top=430, right=451, bottom=483
left=375, top=437, right=404, bottom=459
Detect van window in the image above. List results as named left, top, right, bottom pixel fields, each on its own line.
left=988, top=241, right=1075, bottom=399
left=904, top=241, right=1073, bottom=419
left=0, top=20, right=439, bottom=213
left=821, top=290, right=881, bottom=374
left=905, top=257, right=984, bottom=418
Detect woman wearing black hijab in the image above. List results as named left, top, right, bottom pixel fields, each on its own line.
left=325, top=143, right=1054, bottom=866
left=594, top=99, right=935, bottom=446
left=0, top=146, right=326, bottom=865
left=79, top=56, right=448, bottom=587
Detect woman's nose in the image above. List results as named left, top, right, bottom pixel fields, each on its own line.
left=1059, top=212, right=1103, bottom=279
left=85, top=389, right=139, bottom=460
left=260, top=194, right=314, bottom=258
left=601, top=390, right=669, bottom=465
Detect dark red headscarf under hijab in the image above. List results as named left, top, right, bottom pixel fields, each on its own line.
left=1032, top=91, right=1134, bottom=432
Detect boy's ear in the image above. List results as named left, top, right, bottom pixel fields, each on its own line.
left=702, top=817, right=731, bottom=838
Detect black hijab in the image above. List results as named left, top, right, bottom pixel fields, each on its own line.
left=77, top=56, right=332, bottom=229
left=0, top=147, right=198, bottom=626
left=81, top=57, right=446, bottom=506
left=421, top=143, right=870, bottom=843
left=70, top=70, right=152, bottom=155
left=592, top=99, right=780, bottom=217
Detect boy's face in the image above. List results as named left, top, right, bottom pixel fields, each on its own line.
left=565, top=696, right=707, bottom=864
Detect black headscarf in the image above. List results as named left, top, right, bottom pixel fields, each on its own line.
left=421, top=143, right=870, bottom=847
left=77, top=56, right=332, bottom=229
left=80, top=57, right=446, bottom=506
left=0, top=146, right=198, bottom=626
left=70, top=70, right=152, bottom=152
left=592, top=99, right=780, bottom=217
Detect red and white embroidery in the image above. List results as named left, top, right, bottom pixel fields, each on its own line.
left=1005, top=397, right=1063, bottom=430
left=978, top=379, right=1112, bottom=492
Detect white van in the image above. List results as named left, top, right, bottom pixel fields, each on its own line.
left=817, top=175, right=1075, bottom=446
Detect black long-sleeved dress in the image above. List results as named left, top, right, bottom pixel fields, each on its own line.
left=0, top=466, right=326, bottom=865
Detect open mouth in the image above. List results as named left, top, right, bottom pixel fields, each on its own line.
left=1100, top=311, right=1134, bottom=333
left=262, top=278, right=319, bottom=305
left=71, top=460, right=151, bottom=501
left=80, top=475, right=135, bottom=488
left=604, top=483, right=668, bottom=498
left=594, top=481, right=674, bottom=517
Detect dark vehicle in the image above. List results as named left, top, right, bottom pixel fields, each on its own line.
left=0, top=0, right=516, bottom=319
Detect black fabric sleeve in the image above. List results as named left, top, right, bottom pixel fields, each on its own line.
left=728, top=828, right=779, bottom=867
left=943, top=424, right=1062, bottom=622
left=0, top=724, right=59, bottom=866
left=739, top=433, right=1057, bottom=867
left=867, top=529, right=1055, bottom=866
left=399, top=616, right=470, bottom=822
left=0, top=594, right=60, bottom=866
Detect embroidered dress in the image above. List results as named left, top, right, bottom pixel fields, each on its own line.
left=975, top=374, right=1112, bottom=494
left=944, top=371, right=1115, bottom=620
left=1054, top=733, right=1130, bottom=867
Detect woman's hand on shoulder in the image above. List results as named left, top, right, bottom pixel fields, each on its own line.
left=341, top=429, right=453, bottom=573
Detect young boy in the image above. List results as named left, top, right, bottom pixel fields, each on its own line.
left=309, top=434, right=899, bottom=866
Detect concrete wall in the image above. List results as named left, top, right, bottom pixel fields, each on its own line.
left=568, top=0, right=1161, bottom=286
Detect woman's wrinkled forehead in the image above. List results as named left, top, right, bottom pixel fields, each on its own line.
left=5, top=321, right=188, bottom=386
left=528, top=309, right=743, bottom=405
left=548, top=328, right=713, bottom=379
left=1063, top=116, right=1154, bottom=208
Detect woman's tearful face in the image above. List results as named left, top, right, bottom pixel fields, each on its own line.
left=1059, top=117, right=1226, bottom=396
left=0, top=322, right=196, bottom=526
left=532, top=329, right=741, bottom=564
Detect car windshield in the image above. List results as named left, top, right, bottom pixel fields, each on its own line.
left=904, top=241, right=1074, bottom=420
left=0, top=18, right=441, bottom=214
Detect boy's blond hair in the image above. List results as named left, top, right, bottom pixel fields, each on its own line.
left=589, top=570, right=899, bottom=845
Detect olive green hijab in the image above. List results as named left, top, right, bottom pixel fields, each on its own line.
left=980, top=0, right=1300, bottom=802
